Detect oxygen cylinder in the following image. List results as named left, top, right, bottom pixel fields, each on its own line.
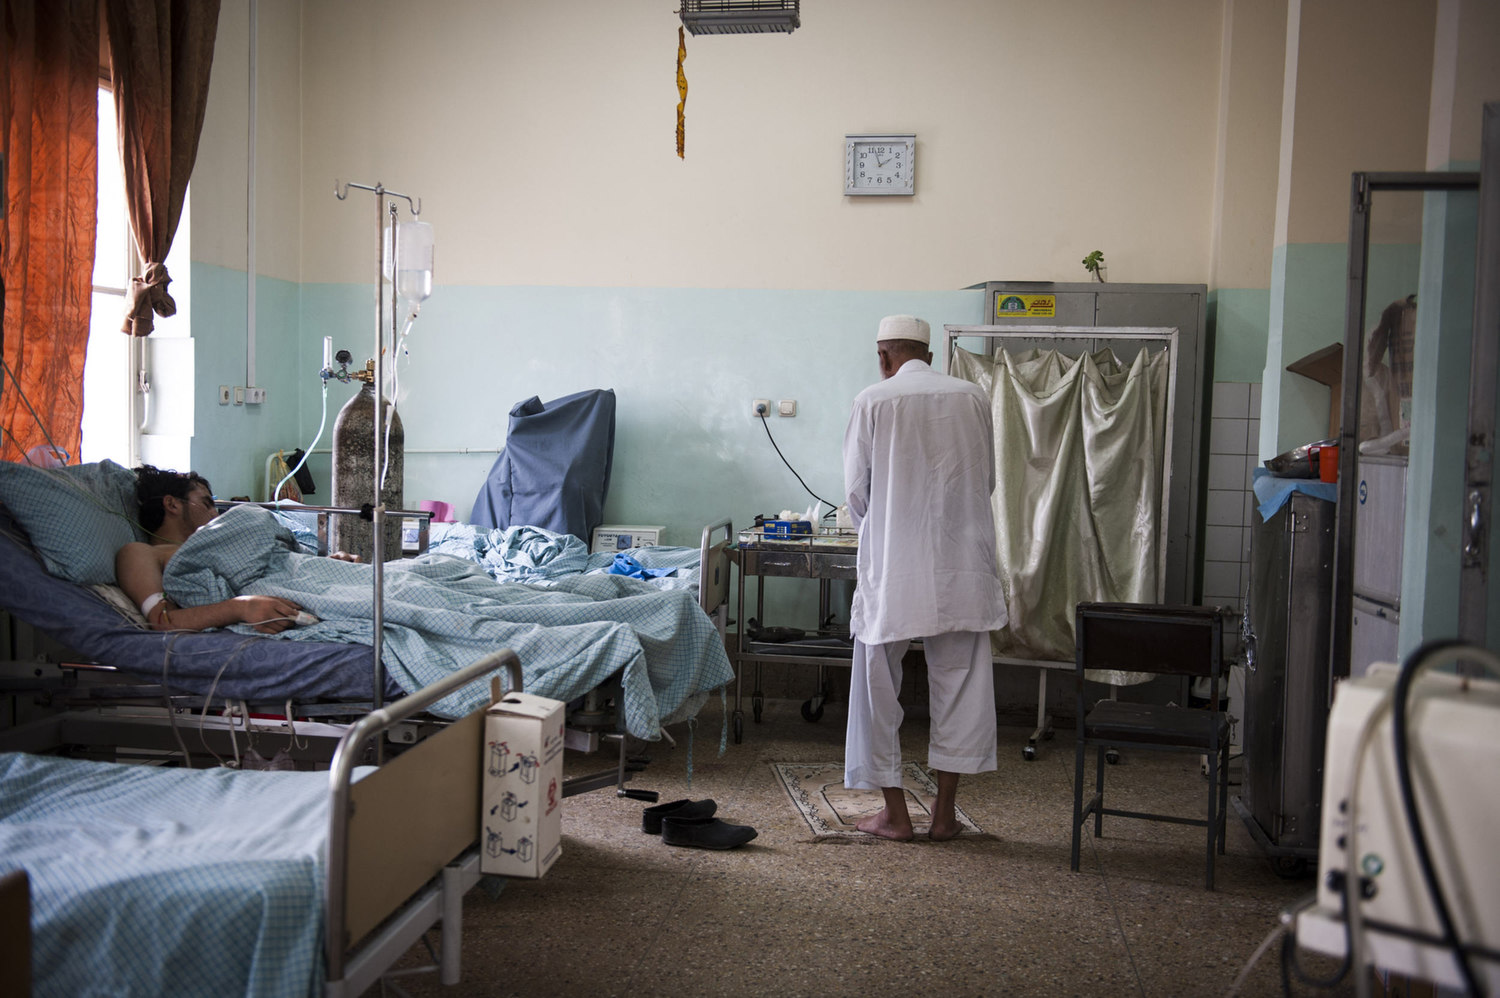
left=331, top=375, right=404, bottom=563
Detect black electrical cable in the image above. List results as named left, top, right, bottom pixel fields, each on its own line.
left=1279, top=898, right=1352, bottom=992
left=756, top=413, right=839, bottom=516
left=1391, top=639, right=1486, bottom=997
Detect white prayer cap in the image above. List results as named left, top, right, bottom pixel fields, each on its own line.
left=876, top=314, right=930, bottom=345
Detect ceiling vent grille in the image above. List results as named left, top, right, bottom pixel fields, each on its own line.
left=679, top=1, right=800, bottom=36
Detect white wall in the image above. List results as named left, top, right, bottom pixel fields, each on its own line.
left=281, top=0, right=1226, bottom=291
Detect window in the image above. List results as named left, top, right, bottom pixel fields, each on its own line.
left=81, top=84, right=190, bottom=466
left=81, top=85, right=132, bottom=465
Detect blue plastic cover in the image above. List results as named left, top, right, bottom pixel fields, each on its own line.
left=471, top=388, right=616, bottom=541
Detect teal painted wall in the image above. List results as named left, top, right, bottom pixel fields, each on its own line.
left=1209, top=288, right=1271, bottom=384
left=1262, top=242, right=1423, bottom=456
left=189, top=264, right=307, bottom=498
left=1400, top=189, right=1479, bottom=657
left=189, top=274, right=985, bottom=627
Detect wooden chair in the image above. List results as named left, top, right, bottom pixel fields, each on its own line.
left=1070, top=602, right=1230, bottom=889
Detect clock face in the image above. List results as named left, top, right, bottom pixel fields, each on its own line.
left=845, top=135, right=915, bottom=195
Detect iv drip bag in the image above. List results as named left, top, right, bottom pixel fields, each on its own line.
left=383, top=220, right=434, bottom=303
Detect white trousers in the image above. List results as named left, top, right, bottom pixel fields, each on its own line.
left=844, top=631, right=997, bottom=790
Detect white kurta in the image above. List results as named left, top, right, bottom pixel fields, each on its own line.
left=842, top=359, right=1007, bottom=645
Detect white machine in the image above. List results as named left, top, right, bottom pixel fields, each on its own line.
left=1296, top=652, right=1500, bottom=994
left=590, top=525, right=664, bottom=554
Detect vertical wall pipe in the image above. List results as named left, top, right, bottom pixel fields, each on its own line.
left=246, top=0, right=257, bottom=389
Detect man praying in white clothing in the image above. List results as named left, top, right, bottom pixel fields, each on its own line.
left=841, top=315, right=1008, bottom=841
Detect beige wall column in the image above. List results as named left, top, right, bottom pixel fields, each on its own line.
left=1259, top=0, right=1435, bottom=457
left=1207, top=0, right=1286, bottom=384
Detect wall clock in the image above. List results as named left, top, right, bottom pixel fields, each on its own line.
left=844, top=133, right=915, bottom=196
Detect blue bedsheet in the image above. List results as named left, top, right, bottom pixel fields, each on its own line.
left=0, top=752, right=328, bottom=998
left=163, top=506, right=733, bottom=738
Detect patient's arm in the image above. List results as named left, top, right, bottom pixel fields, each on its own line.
left=115, top=541, right=307, bottom=634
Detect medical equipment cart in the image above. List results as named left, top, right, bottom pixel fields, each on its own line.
left=731, top=526, right=857, bottom=743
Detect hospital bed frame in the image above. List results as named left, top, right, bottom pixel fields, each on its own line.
left=943, top=325, right=1185, bottom=759
left=7, top=648, right=519, bottom=995
left=1, top=511, right=735, bottom=796
left=325, top=649, right=521, bottom=995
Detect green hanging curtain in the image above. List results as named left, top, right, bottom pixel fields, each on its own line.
left=953, top=344, right=1169, bottom=675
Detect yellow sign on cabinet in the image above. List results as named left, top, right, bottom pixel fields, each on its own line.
left=994, top=294, right=1056, bottom=319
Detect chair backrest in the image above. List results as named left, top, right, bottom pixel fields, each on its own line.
left=1075, top=602, right=1225, bottom=686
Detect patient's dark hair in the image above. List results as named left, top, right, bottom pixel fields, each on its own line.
left=135, top=465, right=212, bottom=532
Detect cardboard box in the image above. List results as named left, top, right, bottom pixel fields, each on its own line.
left=590, top=525, right=665, bottom=553
left=481, top=692, right=566, bottom=878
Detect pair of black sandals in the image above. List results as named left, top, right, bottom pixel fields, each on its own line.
left=641, top=798, right=757, bottom=850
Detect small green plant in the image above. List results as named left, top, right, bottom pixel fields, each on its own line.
left=1082, top=250, right=1106, bottom=282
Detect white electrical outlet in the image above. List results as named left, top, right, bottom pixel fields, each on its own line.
left=218, top=385, right=231, bottom=405
left=246, top=387, right=266, bottom=404
left=752, top=399, right=770, bottom=417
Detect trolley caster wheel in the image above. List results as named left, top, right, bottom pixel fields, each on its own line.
left=1022, top=744, right=1037, bottom=762
left=801, top=699, right=824, bottom=723
left=1273, top=855, right=1309, bottom=879
left=1105, top=748, right=1121, bottom=765
left=733, top=713, right=744, bottom=744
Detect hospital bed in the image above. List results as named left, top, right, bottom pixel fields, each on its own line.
left=0, top=649, right=520, bottom=998
left=0, top=465, right=734, bottom=778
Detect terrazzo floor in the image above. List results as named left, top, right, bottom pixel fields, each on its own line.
left=389, top=694, right=1356, bottom=997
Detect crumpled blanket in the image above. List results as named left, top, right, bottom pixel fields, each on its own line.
left=426, top=522, right=590, bottom=582
left=162, top=506, right=734, bottom=737
left=426, top=521, right=701, bottom=593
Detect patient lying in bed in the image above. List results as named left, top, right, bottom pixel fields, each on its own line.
left=116, top=465, right=359, bottom=635
left=134, top=492, right=732, bottom=738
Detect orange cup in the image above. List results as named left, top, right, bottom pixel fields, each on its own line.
left=1319, top=443, right=1340, bottom=483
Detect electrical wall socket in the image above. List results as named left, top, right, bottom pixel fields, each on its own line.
left=752, top=399, right=770, bottom=417
left=218, top=385, right=231, bottom=405
left=246, top=387, right=266, bottom=404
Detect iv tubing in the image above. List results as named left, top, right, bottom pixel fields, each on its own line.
left=272, top=381, right=329, bottom=503
left=380, top=307, right=419, bottom=494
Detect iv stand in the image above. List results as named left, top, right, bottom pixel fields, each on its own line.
left=333, top=179, right=422, bottom=742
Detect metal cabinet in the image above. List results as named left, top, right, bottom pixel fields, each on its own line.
left=1236, top=491, right=1336, bottom=875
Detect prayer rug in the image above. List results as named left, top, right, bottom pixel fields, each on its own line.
left=770, top=761, right=983, bottom=840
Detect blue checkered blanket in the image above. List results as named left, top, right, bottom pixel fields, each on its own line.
left=425, top=521, right=702, bottom=592
left=163, top=506, right=733, bottom=738
left=0, top=751, right=328, bottom=997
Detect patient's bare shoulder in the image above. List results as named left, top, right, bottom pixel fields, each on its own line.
left=115, top=541, right=181, bottom=603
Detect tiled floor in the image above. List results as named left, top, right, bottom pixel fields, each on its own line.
left=391, top=695, right=1354, bottom=997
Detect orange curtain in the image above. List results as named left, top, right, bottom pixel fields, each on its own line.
left=104, top=0, right=219, bottom=337
left=0, top=0, right=100, bottom=464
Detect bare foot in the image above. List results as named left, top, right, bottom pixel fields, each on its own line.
left=927, top=818, right=962, bottom=841
left=856, top=808, right=914, bottom=841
